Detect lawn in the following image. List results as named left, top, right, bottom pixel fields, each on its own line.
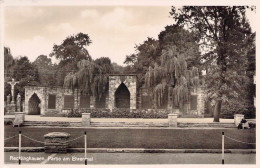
left=4, top=125, right=256, bottom=149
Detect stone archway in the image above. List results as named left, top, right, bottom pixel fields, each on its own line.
left=115, top=83, right=130, bottom=108
left=108, top=75, right=137, bottom=110
left=28, top=93, right=41, bottom=115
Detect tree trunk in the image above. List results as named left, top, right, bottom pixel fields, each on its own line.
left=213, top=99, right=222, bottom=122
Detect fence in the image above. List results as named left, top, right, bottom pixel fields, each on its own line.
left=4, top=131, right=256, bottom=165
left=4, top=131, right=88, bottom=165
left=221, top=131, right=256, bottom=165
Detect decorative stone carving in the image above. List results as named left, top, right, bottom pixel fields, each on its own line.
left=8, top=78, right=19, bottom=104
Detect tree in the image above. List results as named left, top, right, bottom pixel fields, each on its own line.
left=124, top=54, right=137, bottom=66
left=158, top=25, right=201, bottom=69
left=33, top=55, right=57, bottom=87
left=50, top=32, right=92, bottom=86
left=111, top=63, right=125, bottom=74
left=4, top=47, right=15, bottom=101
left=245, top=33, right=256, bottom=118
left=34, top=55, right=52, bottom=66
left=11, top=56, right=40, bottom=100
left=4, top=47, right=15, bottom=79
left=144, top=26, right=201, bottom=109
left=50, top=32, right=92, bottom=63
left=63, top=57, right=113, bottom=100
left=124, top=38, right=160, bottom=88
left=170, top=6, right=254, bottom=122
left=124, top=26, right=201, bottom=109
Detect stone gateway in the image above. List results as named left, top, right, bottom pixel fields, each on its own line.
left=108, top=75, right=137, bottom=110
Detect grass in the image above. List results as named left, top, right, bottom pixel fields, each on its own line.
left=4, top=125, right=256, bottom=149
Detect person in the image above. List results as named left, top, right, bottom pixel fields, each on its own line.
left=237, top=117, right=250, bottom=129
left=7, top=94, right=11, bottom=104
left=17, top=93, right=21, bottom=104
left=16, top=93, right=21, bottom=112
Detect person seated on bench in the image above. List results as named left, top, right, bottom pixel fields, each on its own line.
left=238, top=118, right=250, bottom=129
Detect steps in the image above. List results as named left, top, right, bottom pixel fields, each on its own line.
left=23, top=121, right=71, bottom=127
left=90, top=122, right=168, bottom=127
left=23, top=121, right=168, bottom=127
left=178, top=123, right=236, bottom=128
left=23, top=120, right=236, bottom=128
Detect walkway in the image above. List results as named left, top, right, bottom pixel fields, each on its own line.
left=4, top=115, right=239, bottom=123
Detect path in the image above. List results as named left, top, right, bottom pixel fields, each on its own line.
left=5, top=115, right=240, bottom=123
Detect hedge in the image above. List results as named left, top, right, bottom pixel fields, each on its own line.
left=66, top=108, right=170, bottom=118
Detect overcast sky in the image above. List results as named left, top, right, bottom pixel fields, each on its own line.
left=4, top=6, right=256, bottom=66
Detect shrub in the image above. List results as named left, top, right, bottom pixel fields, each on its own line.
left=221, top=97, right=255, bottom=119
left=4, top=119, right=13, bottom=125
left=249, top=122, right=256, bottom=128
left=65, top=108, right=170, bottom=118
left=66, top=109, right=82, bottom=118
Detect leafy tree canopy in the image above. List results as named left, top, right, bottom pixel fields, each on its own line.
left=64, top=57, right=113, bottom=99
left=50, top=32, right=93, bottom=86
left=33, top=55, right=57, bottom=87
left=170, top=6, right=255, bottom=121
left=50, top=32, right=92, bottom=62
left=4, top=47, right=15, bottom=76
left=144, top=26, right=201, bottom=108
left=6, top=56, right=40, bottom=101
left=124, top=25, right=201, bottom=109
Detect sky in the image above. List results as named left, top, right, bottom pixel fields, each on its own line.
left=4, top=6, right=173, bottom=65
left=4, top=6, right=256, bottom=66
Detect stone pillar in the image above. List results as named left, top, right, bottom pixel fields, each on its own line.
left=108, top=76, right=115, bottom=111
left=13, top=112, right=25, bottom=127
left=105, top=94, right=109, bottom=109
left=44, top=132, right=70, bottom=153
left=82, top=113, right=91, bottom=126
left=168, top=113, right=178, bottom=127
left=234, top=114, right=244, bottom=126
left=128, top=76, right=137, bottom=110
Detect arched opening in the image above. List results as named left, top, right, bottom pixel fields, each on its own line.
left=28, top=93, right=41, bottom=115
left=115, top=83, right=130, bottom=108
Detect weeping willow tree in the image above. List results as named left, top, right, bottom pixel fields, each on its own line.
left=63, top=57, right=112, bottom=100
left=144, top=46, right=200, bottom=109
left=123, top=25, right=201, bottom=109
